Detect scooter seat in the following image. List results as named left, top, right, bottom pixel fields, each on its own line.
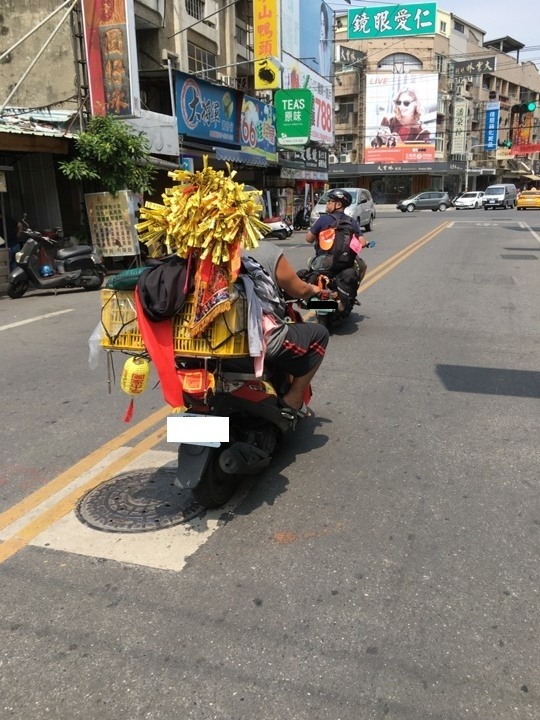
left=56, top=245, right=93, bottom=260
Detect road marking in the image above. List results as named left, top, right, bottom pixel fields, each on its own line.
left=0, top=405, right=171, bottom=534
left=0, top=426, right=167, bottom=565
left=0, top=309, right=74, bottom=332
left=520, top=221, right=540, bottom=244
left=360, top=222, right=450, bottom=292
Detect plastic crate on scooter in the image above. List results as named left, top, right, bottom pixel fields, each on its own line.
left=100, top=288, right=249, bottom=357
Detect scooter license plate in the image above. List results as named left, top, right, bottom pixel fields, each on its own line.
left=167, top=413, right=229, bottom=447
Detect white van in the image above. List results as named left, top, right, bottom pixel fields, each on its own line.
left=310, top=187, right=376, bottom=231
left=483, top=184, right=517, bottom=210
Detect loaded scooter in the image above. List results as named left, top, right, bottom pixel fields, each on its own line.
left=7, top=217, right=106, bottom=298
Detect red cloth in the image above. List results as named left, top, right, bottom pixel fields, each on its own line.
left=134, top=287, right=183, bottom=407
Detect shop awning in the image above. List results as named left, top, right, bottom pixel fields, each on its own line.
left=524, top=174, right=540, bottom=181
left=214, top=147, right=268, bottom=167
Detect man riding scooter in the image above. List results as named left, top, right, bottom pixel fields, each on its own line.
left=305, top=189, right=368, bottom=314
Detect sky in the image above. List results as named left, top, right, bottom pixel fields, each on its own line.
left=329, top=1, right=540, bottom=56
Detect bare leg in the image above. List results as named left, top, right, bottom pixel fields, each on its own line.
left=281, top=360, right=323, bottom=410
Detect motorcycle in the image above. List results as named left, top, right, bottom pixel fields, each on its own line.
left=167, top=297, right=337, bottom=508
left=7, top=221, right=106, bottom=298
left=293, top=207, right=311, bottom=230
left=299, top=240, right=375, bottom=329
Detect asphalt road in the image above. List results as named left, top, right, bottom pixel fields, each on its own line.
left=0, top=208, right=538, bottom=719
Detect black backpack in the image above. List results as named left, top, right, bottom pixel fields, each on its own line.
left=136, top=255, right=192, bottom=322
left=313, top=213, right=356, bottom=274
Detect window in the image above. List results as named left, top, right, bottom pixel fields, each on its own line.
left=439, top=20, right=447, bottom=34
left=377, top=53, right=423, bottom=72
left=185, top=0, right=204, bottom=19
left=336, top=135, right=355, bottom=152
left=236, top=25, right=248, bottom=47
left=336, top=96, right=355, bottom=124
left=454, top=20, right=464, bottom=33
left=187, top=42, right=217, bottom=79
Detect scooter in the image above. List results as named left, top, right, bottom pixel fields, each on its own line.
left=262, top=216, right=293, bottom=240
left=293, top=207, right=311, bottom=230
left=299, top=241, right=375, bottom=329
left=7, top=223, right=106, bottom=298
left=168, top=297, right=337, bottom=508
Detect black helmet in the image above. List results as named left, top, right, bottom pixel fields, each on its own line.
left=327, top=189, right=352, bottom=208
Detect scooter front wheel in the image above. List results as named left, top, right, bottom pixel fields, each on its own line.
left=80, top=268, right=105, bottom=291
left=7, top=278, right=29, bottom=298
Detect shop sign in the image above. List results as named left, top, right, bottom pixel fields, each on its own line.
left=80, top=0, right=141, bottom=117
left=348, top=3, right=436, bottom=39
left=454, top=57, right=496, bottom=76
left=282, top=55, right=333, bottom=145
left=484, top=102, right=500, bottom=151
left=85, top=190, right=138, bottom=257
left=175, top=72, right=240, bottom=145
left=275, top=89, right=313, bottom=147
left=253, top=0, right=281, bottom=90
left=240, top=96, right=277, bottom=162
left=451, top=97, right=468, bottom=155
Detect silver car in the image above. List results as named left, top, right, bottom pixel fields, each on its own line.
left=454, top=191, right=484, bottom=209
left=310, top=188, right=376, bottom=231
left=397, top=191, right=453, bottom=212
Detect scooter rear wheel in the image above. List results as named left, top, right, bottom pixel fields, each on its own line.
left=7, top=278, right=29, bottom=299
left=193, top=448, right=243, bottom=508
left=81, top=269, right=105, bottom=291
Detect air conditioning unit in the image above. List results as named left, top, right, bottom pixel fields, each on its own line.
left=339, top=153, right=350, bottom=163
left=219, top=74, right=237, bottom=88
left=328, top=154, right=339, bottom=164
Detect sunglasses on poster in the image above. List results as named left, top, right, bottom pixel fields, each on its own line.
left=395, top=100, right=412, bottom=107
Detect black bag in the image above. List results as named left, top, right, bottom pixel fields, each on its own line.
left=314, top=214, right=356, bottom=274
left=136, top=255, right=192, bottom=322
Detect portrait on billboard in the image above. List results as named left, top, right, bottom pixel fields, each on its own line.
left=365, top=73, right=437, bottom=163
left=298, top=0, right=333, bottom=79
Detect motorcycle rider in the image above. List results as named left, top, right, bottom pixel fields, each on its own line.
left=245, top=243, right=329, bottom=416
left=305, top=189, right=368, bottom=310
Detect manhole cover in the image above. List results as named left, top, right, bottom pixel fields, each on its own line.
left=76, top=468, right=204, bottom=533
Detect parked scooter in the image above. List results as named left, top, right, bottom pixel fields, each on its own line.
left=169, top=297, right=336, bottom=508
left=262, top=216, right=293, bottom=240
left=7, top=220, right=106, bottom=298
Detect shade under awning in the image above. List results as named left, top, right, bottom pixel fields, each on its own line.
left=214, top=147, right=268, bottom=167
left=524, top=174, right=540, bottom=181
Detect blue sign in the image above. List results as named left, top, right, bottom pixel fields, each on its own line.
left=175, top=72, right=240, bottom=144
left=484, top=101, right=500, bottom=151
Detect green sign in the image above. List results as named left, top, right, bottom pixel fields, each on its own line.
left=274, top=89, right=313, bottom=147
left=348, top=3, right=437, bottom=39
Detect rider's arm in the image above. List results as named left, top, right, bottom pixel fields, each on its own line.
left=305, top=229, right=316, bottom=244
left=275, top=254, right=320, bottom=301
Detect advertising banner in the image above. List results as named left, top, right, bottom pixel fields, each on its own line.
left=275, top=89, right=314, bottom=147
left=484, top=101, right=500, bottom=151
left=85, top=191, right=138, bottom=257
left=175, top=73, right=240, bottom=144
left=253, top=0, right=280, bottom=90
left=348, top=3, right=436, bottom=40
left=364, top=73, right=437, bottom=163
left=80, top=0, right=140, bottom=117
left=282, top=54, right=333, bottom=145
left=240, top=97, right=277, bottom=162
left=511, top=110, right=534, bottom=153
left=454, top=57, right=496, bottom=76
left=451, top=96, right=468, bottom=155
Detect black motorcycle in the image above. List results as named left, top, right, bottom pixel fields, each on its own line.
left=7, top=223, right=105, bottom=299
left=293, top=207, right=311, bottom=231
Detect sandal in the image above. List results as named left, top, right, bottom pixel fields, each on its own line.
left=278, top=396, right=312, bottom=420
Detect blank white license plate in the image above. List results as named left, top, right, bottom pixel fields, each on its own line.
left=167, top=414, right=229, bottom=447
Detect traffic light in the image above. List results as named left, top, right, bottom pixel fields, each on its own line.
left=512, top=102, right=537, bottom=114
left=498, top=139, right=512, bottom=148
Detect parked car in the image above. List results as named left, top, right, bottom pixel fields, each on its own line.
left=454, top=191, right=485, bottom=209
left=483, top=183, right=517, bottom=209
left=310, top=187, right=376, bottom=231
left=516, top=189, right=540, bottom=210
left=397, top=191, right=453, bottom=213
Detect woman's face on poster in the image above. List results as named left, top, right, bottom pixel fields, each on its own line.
left=394, top=93, right=418, bottom=124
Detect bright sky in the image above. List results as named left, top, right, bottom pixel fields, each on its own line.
left=329, top=1, right=540, bottom=58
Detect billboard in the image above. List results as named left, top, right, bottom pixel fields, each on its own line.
left=282, top=54, right=333, bottom=145
left=275, top=89, right=314, bottom=146
left=364, top=73, right=437, bottom=163
left=81, top=0, right=140, bottom=117
left=281, top=0, right=333, bottom=83
left=348, top=3, right=436, bottom=40
left=240, top=97, right=277, bottom=162
left=451, top=97, right=468, bottom=154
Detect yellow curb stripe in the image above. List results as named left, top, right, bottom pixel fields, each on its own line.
left=0, top=427, right=167, bottom=565
left=0, top=405, right=170, bottom=533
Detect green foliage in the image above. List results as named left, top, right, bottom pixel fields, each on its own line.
left=59, top=115, right=156, bottom=195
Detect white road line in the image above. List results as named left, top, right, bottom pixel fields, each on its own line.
left=0, top=309, right=74, bottom=332
left=520, top=221, right=540, bottom=244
